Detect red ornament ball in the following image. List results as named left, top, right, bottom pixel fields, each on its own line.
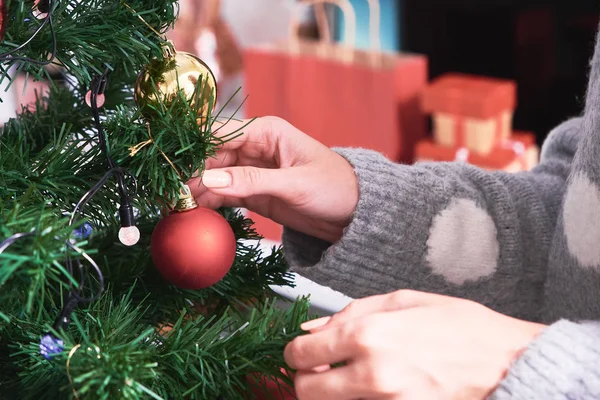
left=249, top=369, right=296, bottom=400
left=150, top=207, right=236, bottom=289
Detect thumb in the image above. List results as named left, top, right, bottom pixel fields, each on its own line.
left=201, top=166, right=294, bottom=199
left=318, top=290, right=453, bottom=331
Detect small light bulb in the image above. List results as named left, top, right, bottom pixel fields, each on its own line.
left=40, top=334, right=64, bottom=360
left=85, top=91, right=105, bottom=108
left=118, top=226, right=140, bottom=246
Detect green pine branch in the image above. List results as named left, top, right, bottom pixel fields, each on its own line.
left=1, top=0, right=178, bottom=86
left=1, top=286, right=311, bottom=400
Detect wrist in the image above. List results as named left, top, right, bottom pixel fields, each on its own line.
left=511, top=321, right=546, bottom=361
left=311, top=220, right=351, bottom=244
left=499, top=321, right=547, bottom=385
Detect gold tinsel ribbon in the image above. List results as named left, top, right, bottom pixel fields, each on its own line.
left=65, top=344, right=82, bottom=399
left=121, top=2, right=166, bottom=40
left=65, top=344, right=102, bottom=399
left=129, top=123, right=183, bottom=180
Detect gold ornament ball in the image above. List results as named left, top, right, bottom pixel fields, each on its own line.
left=134, top=50, right=218, bottom=118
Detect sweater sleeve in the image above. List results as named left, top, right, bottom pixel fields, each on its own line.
left=490, top=319, right=600, bottom=399
left=282, top=117, right=583, bottom=321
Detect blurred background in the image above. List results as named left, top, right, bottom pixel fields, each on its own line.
left=168, top=0, right=600, bottom=146
left=399, top=0, right=599, bottom=145
left=3, top=0, right=599, bottom=144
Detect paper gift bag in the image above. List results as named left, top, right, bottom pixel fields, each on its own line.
left=244, top=0, right=427, bottom=164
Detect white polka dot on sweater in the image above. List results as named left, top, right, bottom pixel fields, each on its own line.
left=426, top=198, right=500, bottom=285
left=563, top=173, right=600, bottom=268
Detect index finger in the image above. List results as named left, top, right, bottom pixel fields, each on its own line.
left=284, top=323, right=356, bottom=371
left=210, top=118, right=253, bottom=149
left=198, top=118, right=253, bottom=172
left=210, top=116, right=277, bottom=151
left=318, top=290, right=451, bottom=332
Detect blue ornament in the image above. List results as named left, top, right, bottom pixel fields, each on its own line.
left=73, top=222, right=93, bottom=240
left=40, top=334, right=64, bottom=360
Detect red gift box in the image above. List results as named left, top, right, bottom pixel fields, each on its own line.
left=421, top=73, right=517, bottom=155
left=415, top=131, right=539, bottom=172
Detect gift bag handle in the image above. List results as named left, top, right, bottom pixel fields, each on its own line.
left=293, top=0, right=383, bottom=67
left=289, top=0, right=357, bottom=64
left=349, top=0, right=382, bottom=67
left=303, top=0, right=382, bottom=52
left=365, top=0, right=382, bottom=67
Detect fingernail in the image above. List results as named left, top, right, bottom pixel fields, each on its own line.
left=300, top=317, right=331, bottom=331
left=311, top=365, right=331, bottom=373
left=202, top=170, right=232, bottom=188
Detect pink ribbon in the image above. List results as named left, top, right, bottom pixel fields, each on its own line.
left=499, top=139, right=527, bottom=170
left=454, top=147, right=470, bottom=163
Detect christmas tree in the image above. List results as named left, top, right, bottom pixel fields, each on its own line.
left=0, top=1, right=311, bottom=398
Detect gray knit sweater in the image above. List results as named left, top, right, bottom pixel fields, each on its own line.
left=282, top=23, right=600, bottom=400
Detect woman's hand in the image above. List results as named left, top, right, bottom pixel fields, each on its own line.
left=284, top=290, right=546, bottom=400
left=189, top=117, right=359, bottom=243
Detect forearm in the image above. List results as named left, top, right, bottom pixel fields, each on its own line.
left=283, top=118, right=582, bottom=321
left=490, top=320, right=600, bottom=399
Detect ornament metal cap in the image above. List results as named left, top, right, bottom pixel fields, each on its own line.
left=175, top=184, right=198, bottom=212
left=161, top=40, right=176, bottom=59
